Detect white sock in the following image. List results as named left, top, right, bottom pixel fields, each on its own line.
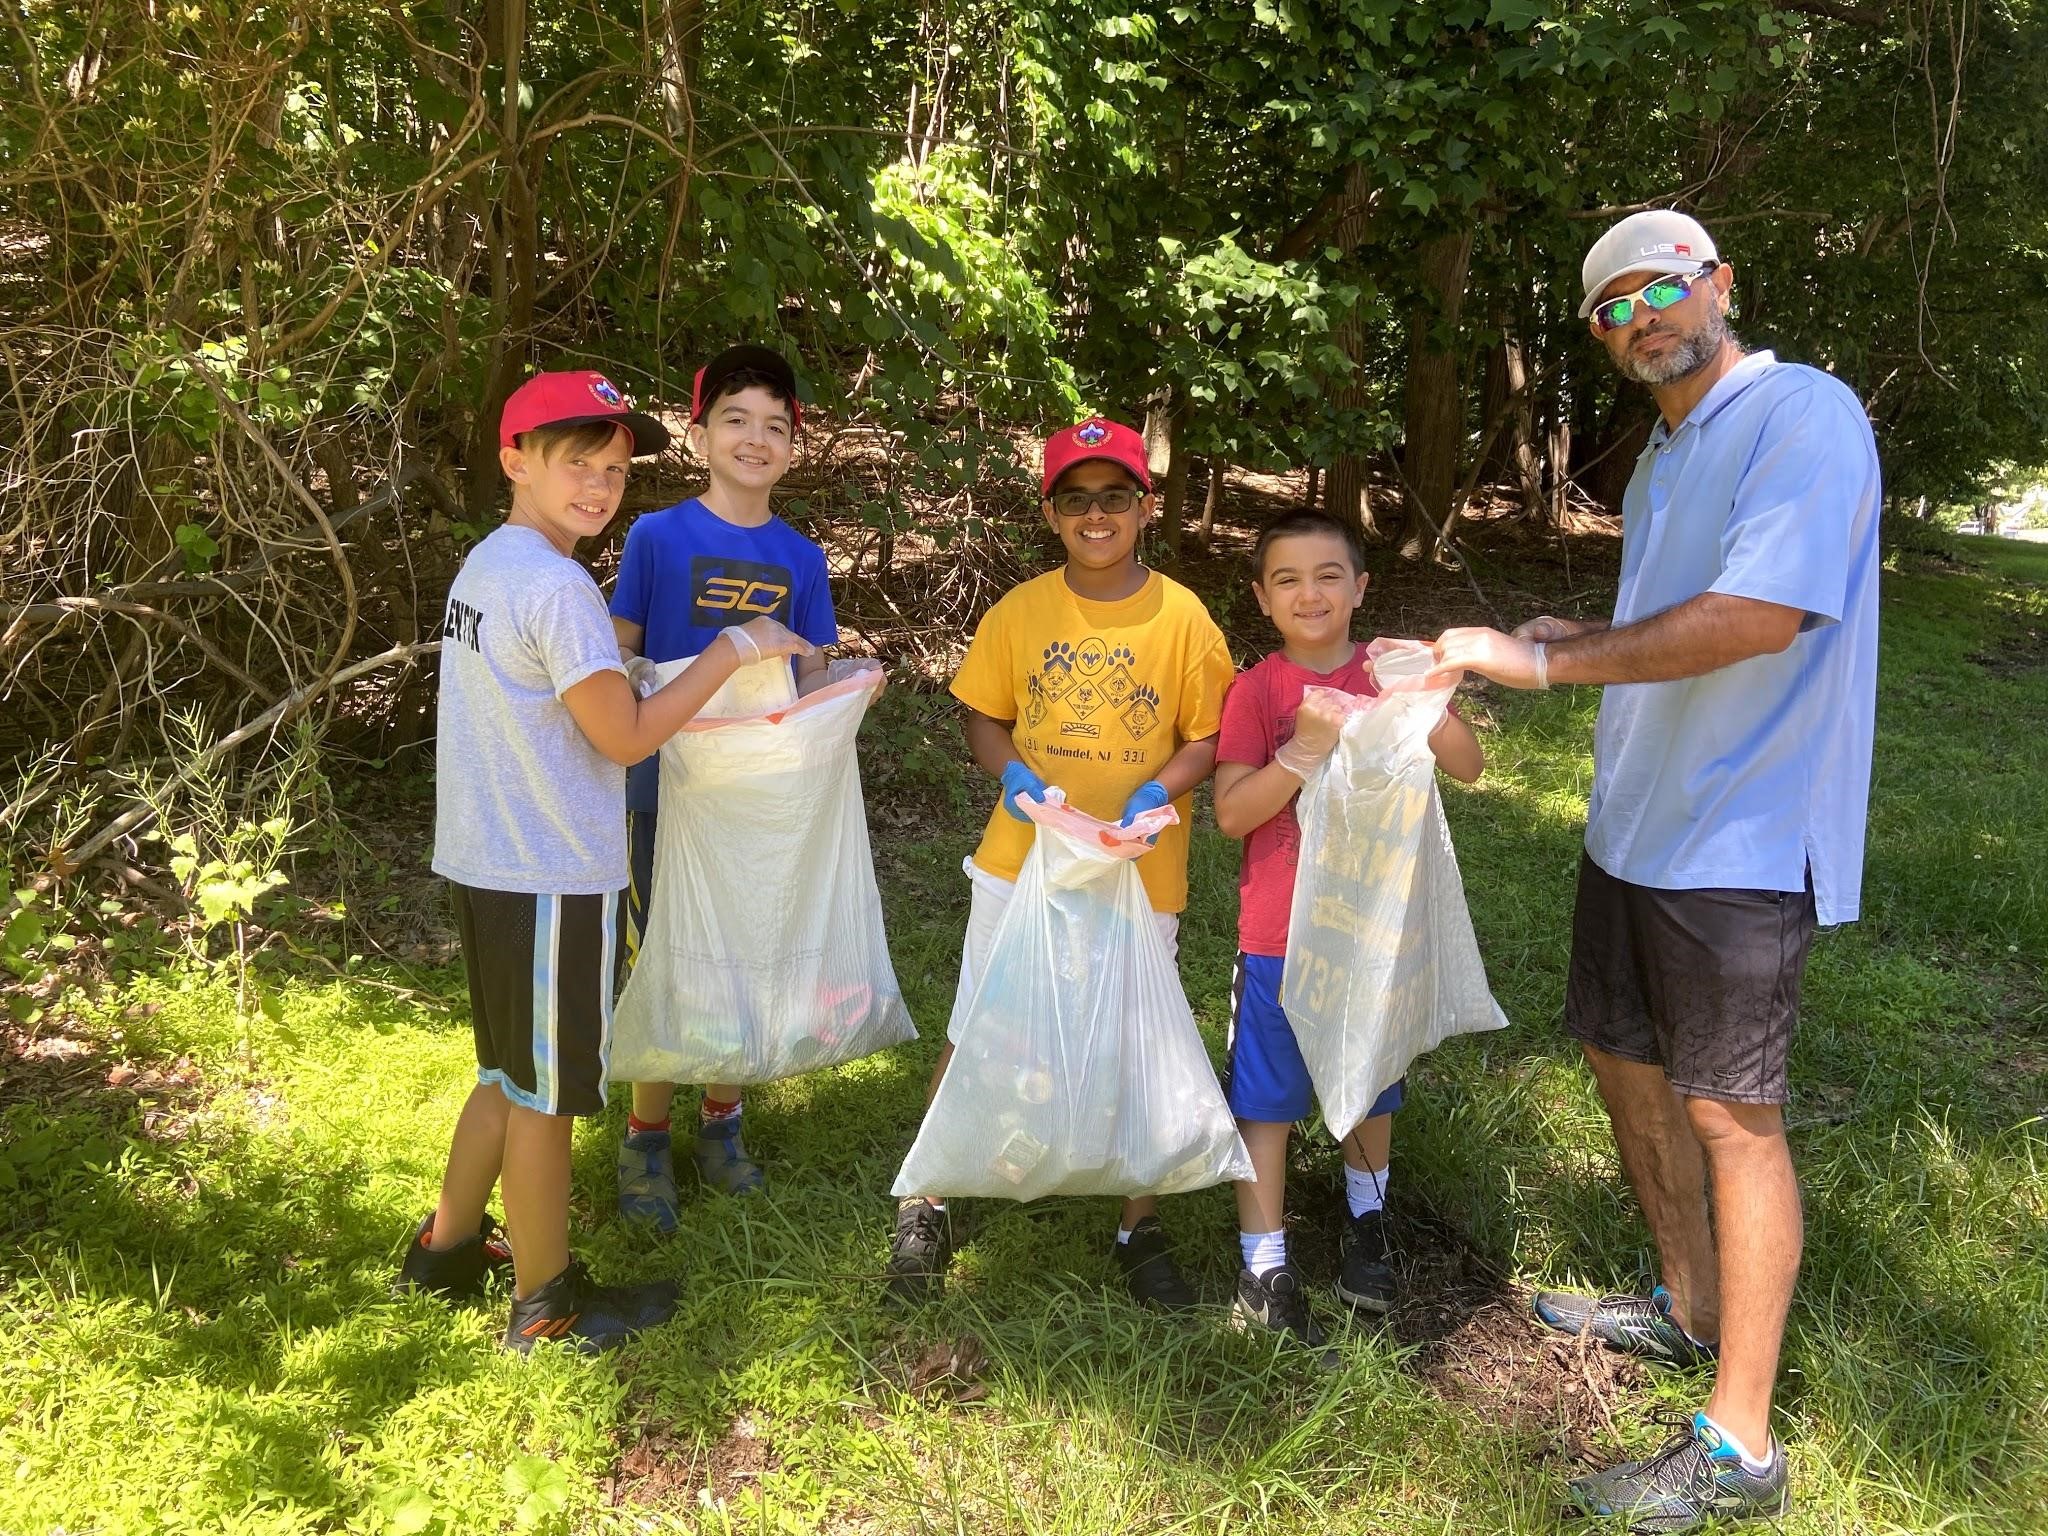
left=1345, top=1162, right=1390, bottom=1219
left=1115, top=1227, right=1134, bottom=1246
left=926, top=1199, right=946, bottom=1212
left=1701, top=1413, right=1776, bottom=1472
left=1239, top=1229, right=1287, bottom=1275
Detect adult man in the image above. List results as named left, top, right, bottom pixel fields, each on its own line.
left=1431, top=210, right=1880, bottom=1532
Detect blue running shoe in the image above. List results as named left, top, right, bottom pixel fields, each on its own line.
left=1533, top=1284, right=1717, bottom=1367
left=695, top=1111, right=766, bottom=1196
left=1567, top=1412, right=1789, bottom=1533
left=503, top=1260, right=677, bottom=1356
left=618, top=1126, right=679, bottom=1231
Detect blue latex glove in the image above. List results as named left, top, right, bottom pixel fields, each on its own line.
left=1000, top=760, right=1048, bottom=821
left=1120, top=780, right=1171, bottom=841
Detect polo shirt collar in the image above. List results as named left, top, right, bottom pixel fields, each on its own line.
left=1647, top=349, right=1778, bottom=450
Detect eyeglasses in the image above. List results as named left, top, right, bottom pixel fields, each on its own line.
left=1050, top=486, right=1142, bottom=518
left=1591, top=263, right=1718, bottom=333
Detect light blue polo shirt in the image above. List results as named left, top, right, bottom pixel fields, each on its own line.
left=1585, top=350, right=1881, bottom=925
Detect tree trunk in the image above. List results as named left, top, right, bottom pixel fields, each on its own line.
left=1323, top=161, right=1378, bottom=541
left=463, top=0, right=536, bottom=526
left=1157, top=402, right=1193, bottom=563
left=1197, top=456, right=1224, bottom=545
left=1303, top=464, right=1320, bottom=511
left=1395, top=227, right=1477, bottom=559
left=1503, top=332, right=1544, bottom=521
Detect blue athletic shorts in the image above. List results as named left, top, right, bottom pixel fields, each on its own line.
left=1224, top=952, right=1404, bottom=1126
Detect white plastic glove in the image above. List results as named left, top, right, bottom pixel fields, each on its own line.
left=624, top=655, right=660, bottom=699
left=723, top=616, right=818, bottom=666
left=1274, top=689, right=1349, bottom=779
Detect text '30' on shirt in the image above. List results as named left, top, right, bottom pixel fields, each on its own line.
left=1586, top=350, right=1881, bottom=925
left=950, top=568, right=1233, bottom=914
left=1216, top=645, right=1380, bottom=956
left=431, top=524, right=629, bottom=895
left=609, top=497, right=839, bottom=811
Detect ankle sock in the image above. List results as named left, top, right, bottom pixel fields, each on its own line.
left=627, top=1114, right=670, bottom=1138
left=1345, top=1161, right=1390, bottom=1219
left=1115, top=1227, right=1134, bottom=1246
left=701, top=1093, right=742, bottom=1122
left=1239, top=1229, right=1287, bottom=1276
left=1699, top=1412, right=1776, bottom=1473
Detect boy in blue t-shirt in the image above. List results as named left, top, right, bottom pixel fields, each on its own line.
left=609, top=345, right=839, bottom=1227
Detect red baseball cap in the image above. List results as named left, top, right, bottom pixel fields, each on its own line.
left=498, top=370, right=670, bottom=455
left=1041, top=416, right=1151, bottom=496
left=691, top=344, right=802, bottom=428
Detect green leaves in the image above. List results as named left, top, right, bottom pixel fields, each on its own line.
left=504, top=1455, right=572, bottom=1529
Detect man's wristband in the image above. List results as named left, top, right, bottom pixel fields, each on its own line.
left=1532, top=642, right=1550, bottom=691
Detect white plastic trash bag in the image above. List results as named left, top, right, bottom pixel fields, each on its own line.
left=611, top=657, right=915, bottom=1085
left=1281, top=638, right=1507, bottom=1139
left=893, top=792, right=1251, bottom=1201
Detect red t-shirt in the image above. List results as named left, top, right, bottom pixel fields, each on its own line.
left=1216, top=645, right=1380, bottom=957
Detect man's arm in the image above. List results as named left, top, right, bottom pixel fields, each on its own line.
left=1432, top=592, right=1804, bottom=690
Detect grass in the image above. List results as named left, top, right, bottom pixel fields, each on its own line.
left=3, top=536, right=2045, bottom=1534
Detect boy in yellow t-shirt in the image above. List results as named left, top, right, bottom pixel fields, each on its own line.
left=885, top=416, right=1234, bottom=1309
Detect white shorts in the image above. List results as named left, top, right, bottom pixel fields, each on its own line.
left=946, top=857, right=1180, bottom=1045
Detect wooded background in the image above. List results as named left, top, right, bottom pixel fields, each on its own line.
left=4, top=1, right=2044, bottom=874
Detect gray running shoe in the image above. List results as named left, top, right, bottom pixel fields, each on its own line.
left=884, top=1195, right=952, bottom=1306
left=1567, top=1412, right=1789, bottom=1533
left=1533, top=1284, right=1717, bottom=1367
left=694, top=1111, right=766, bottom=1196
left=618, top=1127, right=679, bottom=1231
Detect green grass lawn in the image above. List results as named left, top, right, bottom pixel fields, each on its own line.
left=3, top=537, right=2044, bottom=1535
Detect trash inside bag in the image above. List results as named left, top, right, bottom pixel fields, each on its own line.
left=611, top=656, right=914, bottom=1085
left=1281, top=638, right=1508, bottom=1139
left=894, top=791, right=1251, bottom=1200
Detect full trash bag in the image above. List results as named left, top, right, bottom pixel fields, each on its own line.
left=1281, top=638, right=1508, bottom=1139
left=610, top=657, right=915, bottom=1085
left=893, top=792, right=1252, bottom=1200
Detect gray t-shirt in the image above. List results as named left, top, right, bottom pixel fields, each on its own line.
left=431, top=524, right=628, bottom=895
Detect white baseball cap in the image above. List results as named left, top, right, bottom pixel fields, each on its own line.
left=1578, top=210, right=1719, bottom=318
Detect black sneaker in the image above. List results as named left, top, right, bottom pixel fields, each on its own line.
left=1567, top=1412, right=1790, bottom=1533
left=884, top=1196, right=952, bottom=1306
left=1233, top=1264, right=1340, bottom=1368
left=1112, top=1217, right=1196, bottom=1310
left=1533, top=1284, right=1718, bottom=1367
left=1335, top=1208, right=1396, bottom=1314
left=392, top=1212, right=515, bottom=1301
left=502, top=1259, right=678, bottom=1356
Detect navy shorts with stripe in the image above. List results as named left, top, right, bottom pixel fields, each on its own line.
left=451, top=882, right=619, bottom=1117
left=1224, top=953, right=1404, bottom=1127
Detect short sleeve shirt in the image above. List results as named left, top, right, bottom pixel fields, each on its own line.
left=1586, top=351, right=1882, bottom=924
left=431, top=524, right=629, bottom=895
left=951, top=569, right=1233, bottom=913
left=1217, top=645, right=1379, bottom=956
left=609, top=498, right=839, bottom=809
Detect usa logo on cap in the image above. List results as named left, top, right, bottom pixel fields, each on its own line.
left=589, top=376, right=626, bottom=408
left=1075, top=421, right=1109, bottom=446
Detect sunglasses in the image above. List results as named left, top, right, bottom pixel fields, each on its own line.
left=1050, top=486, right=1142, bottom=518
left=1592, top=263, right=1718, bottom=333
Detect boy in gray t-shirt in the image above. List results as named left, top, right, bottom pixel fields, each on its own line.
left=394, top=369, right=816, bottom=1355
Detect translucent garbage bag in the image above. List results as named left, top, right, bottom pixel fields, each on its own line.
left=1281, top=638, right=1508, bottom=1139
left=893, top=791, right=1252, bottom=1201
left=610, top=656, right=914, bottom=1085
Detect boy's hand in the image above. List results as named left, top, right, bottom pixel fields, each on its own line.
left=625, top=656, right=660, bottom=699
left=1274, top=691, right=1349, bottom=778
left=1119, top=780, right=1171, bottom=845
left=725, top=616, right=818, bottom=666
left=1000, top=760, right=1048, bottom=821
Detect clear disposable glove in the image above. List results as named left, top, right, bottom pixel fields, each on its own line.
left=999, top=759, right=1049, bottom=822
left=1512, top=615, right=1574, bottom=643
left=724, top=616, right=818, bottom=666
left=1274, top=689, right=1349, bottom=779
left=624, top=655, right=660, bottom=699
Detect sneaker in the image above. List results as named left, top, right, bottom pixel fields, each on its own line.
left=502, top=1259, right=679, bottom=1356
left=884, top=1196, right=952, bottom=1306
left=618, top=1126, right=679, bottom=1232
left=1567, top=1412, right=1790, bottom=1533
left=1233, top=1264, right=1340, bottom=1368
left=392, top=1212, right=514, bottom=1301
left=1113, top=1217, right=1196, bottom=1311
left=694, top=1111, right=766, bottom=1196
left=1335, top=1208, right=1397, bottom=1314
left=1533, top=1284, right=1718, bottom=1367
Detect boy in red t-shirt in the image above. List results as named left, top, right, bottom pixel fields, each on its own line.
left=1213, top=511, right=1483, bottom=1350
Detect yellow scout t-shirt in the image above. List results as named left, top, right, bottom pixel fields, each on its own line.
left=950, top=569, right=1233, bottom=912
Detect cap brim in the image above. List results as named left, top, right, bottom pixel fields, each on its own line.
left=1578, top=258, right=1708, bottom=318
left=530, top=411, right=671, bottom=456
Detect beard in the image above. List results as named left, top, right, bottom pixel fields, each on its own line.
left=1615, top=304, right=1733, bottom=386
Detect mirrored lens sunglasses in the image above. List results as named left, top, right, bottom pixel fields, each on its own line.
left=1592, top=263, right=1718, bottom=333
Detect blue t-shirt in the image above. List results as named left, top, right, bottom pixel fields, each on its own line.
left=1585, top=351, right=1880, bottom=925
left=610, top=498, right=839, bottom=809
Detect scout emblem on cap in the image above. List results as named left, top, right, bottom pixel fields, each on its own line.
left=589, top=376, right=626, bottom=407
left=1075, top=421, right=1109, bottom=446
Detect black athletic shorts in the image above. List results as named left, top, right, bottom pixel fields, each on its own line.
left=1564, top=853, right=1817, bottom=1105
left=451, top=883, right=619, bottom=1117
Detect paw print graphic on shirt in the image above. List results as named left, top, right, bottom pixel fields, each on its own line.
left=1023, top=672, right=1049, bottom=729
left=1042, top=641, right=1075, bottom=673
left=1100, top=644, right=1139, bottom=710
left=1121, top=682, right=1161, bottom=741
left=1040, top=641, right=1077, bottom=702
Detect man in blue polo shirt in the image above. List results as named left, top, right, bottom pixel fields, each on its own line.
left=1431, top=210, right=1880, bottom=1532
